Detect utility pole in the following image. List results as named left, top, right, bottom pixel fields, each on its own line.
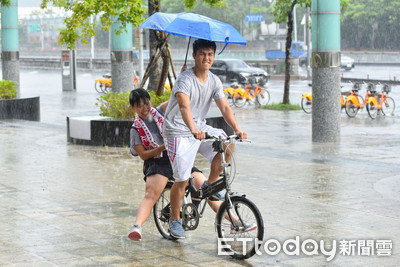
left=1, top=0, right=20, bottom=95
left=293, top=6, right=297, bottom=42
left=311, top=0, right=341, bottom=143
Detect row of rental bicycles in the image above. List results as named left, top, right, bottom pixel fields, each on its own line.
left=301, top=81, right=396, bottom=119
left=223, top=78, right=270, bottom=107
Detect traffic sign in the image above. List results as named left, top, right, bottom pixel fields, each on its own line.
left=29, top=23, right=40, bottom=32
left=245, top=14, right=264, bottom=23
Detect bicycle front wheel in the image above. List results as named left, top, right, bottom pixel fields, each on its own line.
left=233, top=94, right=247, bottom=108
left=153, top=186, right=176, bottom=240
left=301, top=97, right=312, bottom=114
left=256, top=89, right=270, bottom=106
left=366, top=103, right=378, bottom=119
left=345, top=100, right=359, bottom=118
left=381, top=97, right=395, bottom=116
left=216, top=196, right=264, bottom=260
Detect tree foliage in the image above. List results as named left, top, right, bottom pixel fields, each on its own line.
left=40, top=0, right=146, bottom=49
left=39, top=0, right=229, bottom=49
left=342, top=0, right=400, bottom=50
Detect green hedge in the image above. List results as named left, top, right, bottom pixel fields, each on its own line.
left=96, top=90, right=171, bottom=120
left=0, top=80, right=17, bottom=99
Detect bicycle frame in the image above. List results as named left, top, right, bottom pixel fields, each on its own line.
left=367, top=90, right=390, bottom=110
left=302, top=92, right=312, bottom=102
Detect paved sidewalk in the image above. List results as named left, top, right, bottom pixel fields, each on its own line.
left=1, top=72, right=400, bottom=266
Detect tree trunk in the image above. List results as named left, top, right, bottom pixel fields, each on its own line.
left=147, top=0, right=162, bottom=92
left=282, top=0, right=297, bottom=104
left=157, top=47, right=170, bottom=96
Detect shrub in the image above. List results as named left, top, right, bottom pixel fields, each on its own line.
left=97, top=89, right=171, bottom=120
left=0, top=80, right=17, bottom=99
left=259, top=103, right=302, bottom=110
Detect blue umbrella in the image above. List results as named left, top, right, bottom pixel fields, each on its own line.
left=139, top=12, right=247, bottom=65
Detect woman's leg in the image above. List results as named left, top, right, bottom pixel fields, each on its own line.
left=135, top=174, right=169, bottom=226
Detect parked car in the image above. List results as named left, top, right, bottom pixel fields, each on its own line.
left=299, top=53, right=355, bottom=71
left=210, top=59, right=269, bottom=85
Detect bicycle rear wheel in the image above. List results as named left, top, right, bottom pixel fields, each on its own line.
left=256, top=89, right=270, bottom=106
left=366, top=103, right=378, bottom=119
left=95, top=81, right=104, bottom=93
left=344, top=100, right=359, bottom=118
left=224, top=92, right=234, bottom=106
left=153, top=186, right=176, bottom=240
left=301, top=97, right=312, bottom=114
left=233, top=94, right=247, bottom=108
left=216, top=196, right=264, bottom=260
left=381, top=97, right=395, bottom=116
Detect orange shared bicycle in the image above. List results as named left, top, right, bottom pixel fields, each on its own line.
left=301, top=84, right=347, bottom=114
left=95, top=74, right=139, bottom=94
left=365, top=83, right=395, bottom=119
left=229, top=78, right=270, bottom=108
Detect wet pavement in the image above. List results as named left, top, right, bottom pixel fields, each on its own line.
left=1, top=70, right=400, bottom=266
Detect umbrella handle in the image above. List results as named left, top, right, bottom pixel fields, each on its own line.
left=184, top=37, right=191, bottom=66
left=218, top=38, right=229, bottom=55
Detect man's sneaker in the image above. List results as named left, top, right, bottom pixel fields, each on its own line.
left=128, top=224, right=142, bottom=241
left=209, top=190, right=226, bottom=201
left=169, top=219, right=186, bottom=239
left=230, top=221, right=257, bottom=234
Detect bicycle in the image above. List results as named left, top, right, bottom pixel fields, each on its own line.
left=344, top=82, right=379, bottom=118
left=232, top=77, right=270, bottom=108
left=153, top=134, right=264, bottom=260
left=223, top=81, right=241, bottom=106
left=301, top=84, right=347, bottom=114
left=95, top=74, right=139, bottom=94
left=366, top=83, right=396, bottom=119
left=344, top=82, right=365, bottom=118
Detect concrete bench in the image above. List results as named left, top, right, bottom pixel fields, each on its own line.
left=67, top=108, right=233, bottom=147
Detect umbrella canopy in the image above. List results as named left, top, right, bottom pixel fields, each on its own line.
left=138, top=12, right=178, bottom=32
left=139, top=12, right=247, bottom=64
left=139, top=12, right=246, bottom=45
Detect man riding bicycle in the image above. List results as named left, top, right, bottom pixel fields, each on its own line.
left=163, top=39, right=248, bottom=239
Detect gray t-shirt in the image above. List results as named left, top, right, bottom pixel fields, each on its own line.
left=163, top=68, right=224, bottom=137
left=130, top=105, right=164, bottom=156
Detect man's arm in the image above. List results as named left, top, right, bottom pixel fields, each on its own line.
left=215, top=97, right=247, bottom=139
left=176, top=92, right=205, bottom=140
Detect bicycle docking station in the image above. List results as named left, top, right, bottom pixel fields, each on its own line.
left=61, top=50, right=77, bottom=91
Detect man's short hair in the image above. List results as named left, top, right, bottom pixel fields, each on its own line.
left=193, top=39, right=216, bottom=55
left=129, top=88, right=150, bottom=107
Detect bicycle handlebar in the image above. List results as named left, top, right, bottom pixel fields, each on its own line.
left=204, top=133, right=251, bottom=143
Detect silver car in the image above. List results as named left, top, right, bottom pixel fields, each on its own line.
left=299, top=53, right=355, bottom=71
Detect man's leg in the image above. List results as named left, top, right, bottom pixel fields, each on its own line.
left=165, top=136, right=199, bottom=239
left=170, top=179, right=189, bottom=221
left=207, top=143, right=235, bottom=183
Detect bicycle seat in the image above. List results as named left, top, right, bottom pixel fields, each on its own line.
left=366, top=83, right=376, bottom=93
left=382, top=84, right=391, bottom=93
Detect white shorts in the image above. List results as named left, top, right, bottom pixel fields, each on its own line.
left=164, top=125, right=226, bottom=182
